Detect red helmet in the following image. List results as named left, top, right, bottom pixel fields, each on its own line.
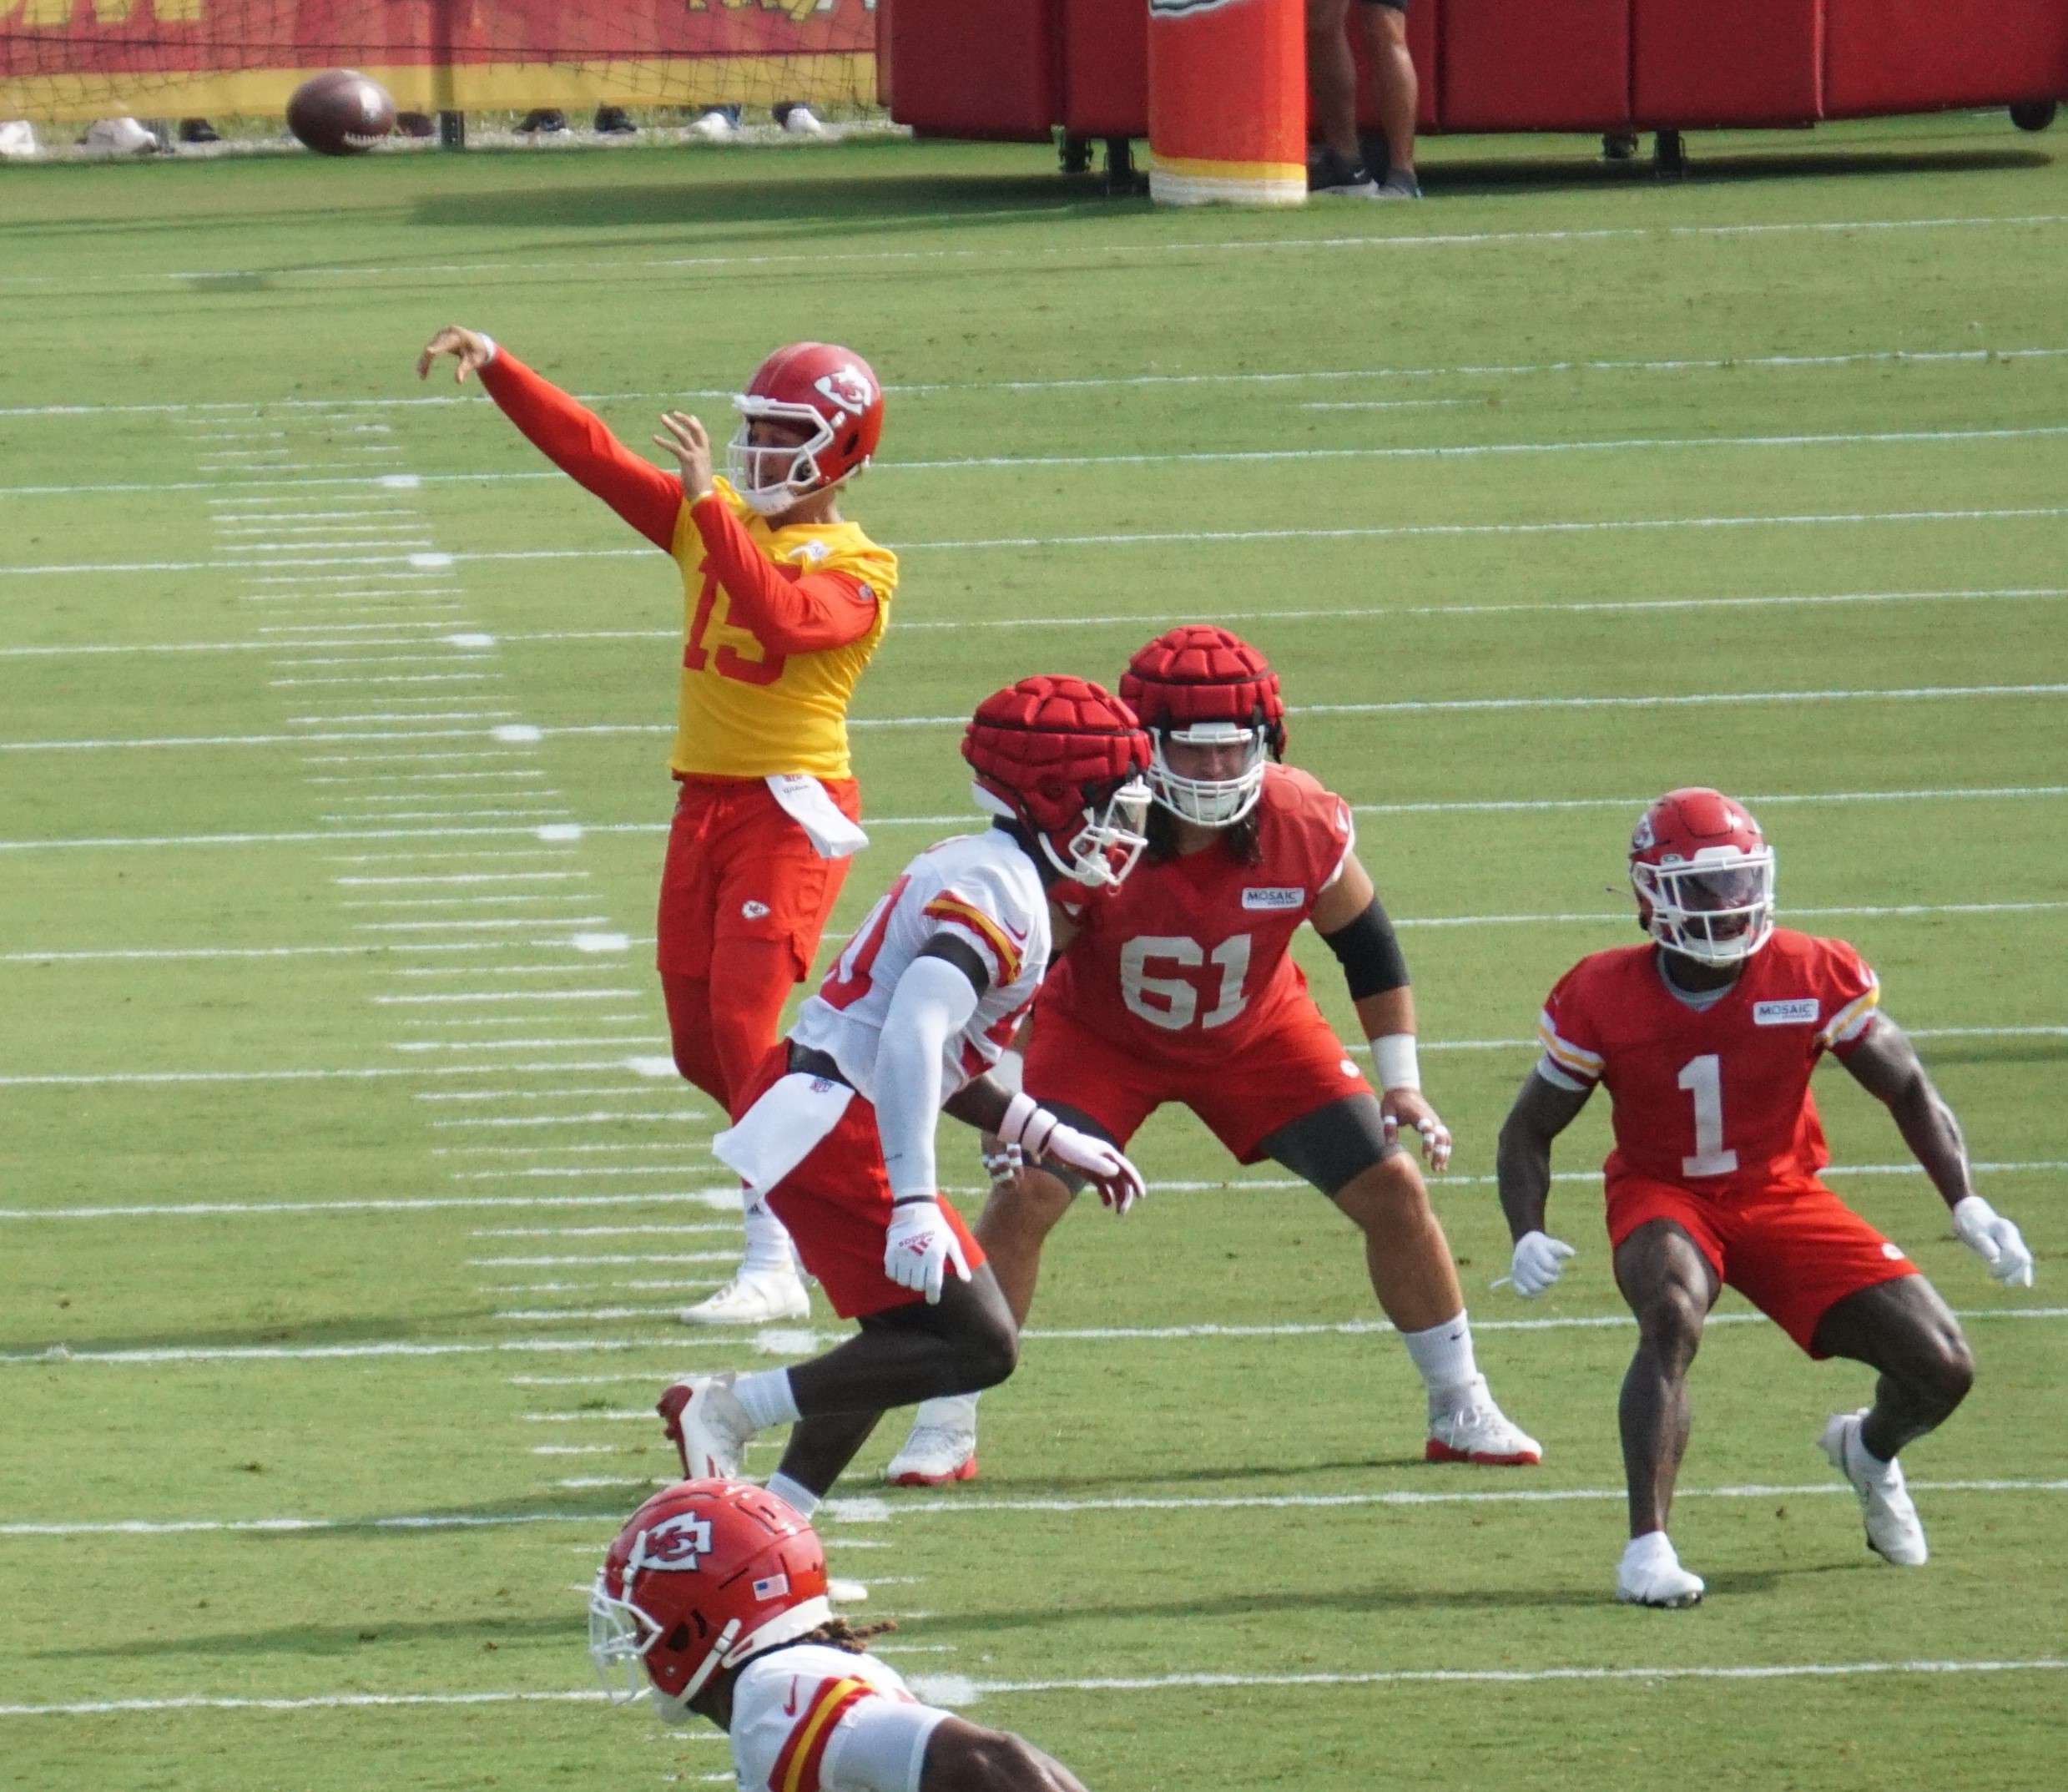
left=1630, top=787, right=1776, bottom=966
left=588, top=1479, right=830, bottom=1719
left=727, top=342, right=885, bottom=516
left=963, top=675, right=1153, bottom=890
left=1120, top=625, right=1287, bottom=827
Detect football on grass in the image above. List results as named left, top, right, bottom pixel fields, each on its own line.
left=287, top=69, right=396, bottom=156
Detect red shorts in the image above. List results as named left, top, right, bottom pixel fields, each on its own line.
left=1023, top=994, right=1374, bottom=1164
left=1606, top=1174, right=1919, bottom=1357
left=657, top=775, right=860, bottom=982
left=734, top=1044, right=987, bottom=1320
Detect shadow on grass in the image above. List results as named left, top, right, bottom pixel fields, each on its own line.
left=1423, top=144, right=2050, bottom=198
left=1, top=1311, right=523, bottom=1360
left=37, top=1610, right=581, bottom=1662
left=884, top=1454, right=1432, bottom=1501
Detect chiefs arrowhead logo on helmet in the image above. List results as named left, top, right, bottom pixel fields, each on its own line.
left=813, top=365, right=875, bottom=417
left=641, top=1512, right=714, bottom=1571
left=1629, top=787, right=1777, bottom=967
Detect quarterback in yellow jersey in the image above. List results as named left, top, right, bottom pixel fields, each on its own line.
left=418, top=328, right=895, bottom=1324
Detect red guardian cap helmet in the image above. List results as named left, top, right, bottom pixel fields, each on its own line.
left=588, top=1479, right=830, bottom=1722
left=1119, top=625, right=1287, bottom=827
left=962, top=675, right=1153, bottom=890
left=727, top=342, right=885, bottom=517
left=1630, top=787, right=1777, bottom=967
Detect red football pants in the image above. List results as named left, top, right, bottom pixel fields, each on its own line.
left=656, top=775, right=860, bottom=1118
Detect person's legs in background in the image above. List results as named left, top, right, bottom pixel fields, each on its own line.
left=1356, top=1, right=1421, bottom=197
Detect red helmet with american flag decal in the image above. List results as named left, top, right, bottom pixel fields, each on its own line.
left=588, top=1479, right=830, bottom=1718
left=727, top=341, right=885, bottom=516
left=963, top=675, right=1153, bottom=890
left=1630, top=787, right=1776, bottom=967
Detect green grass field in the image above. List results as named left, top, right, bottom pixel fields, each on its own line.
left=3, top=119, right=2064, bottom=1790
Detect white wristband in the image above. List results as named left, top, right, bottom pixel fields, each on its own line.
left=996, top=1090, right=1057, bottom=1157
left=478, top=333, right=498, bottom=363
left=1373, top=1033, right=1420, bottom=1092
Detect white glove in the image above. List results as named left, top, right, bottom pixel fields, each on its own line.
left=1952, top=1195, right=2035, bottom=1289
left=997, top=1092, right=1147, bottom=1215
left=884, top=1198, right=971, bottom=1304
left=1505, top=1230, right=1576, bottom=1298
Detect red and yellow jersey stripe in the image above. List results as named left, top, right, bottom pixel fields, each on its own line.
left=769, top=1676, right=874, bottom=1792
left=1536, top=1010, right=1605, bottom=1083
left=1818, top=977, right=1881, bottom=1050
left=923, top=892, right=1028, bottom=987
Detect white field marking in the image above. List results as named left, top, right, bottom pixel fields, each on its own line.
left=330, top=847, right=572, bottom=862
left=460, top=1163, right=704, bottom=1181
left=391, top=962, right=643, bottom=977
left=341, top=871, right=582, bottom=888
left=476, top=1252, right=742, bottom=1267
left=476, top=1223, right=739, bottom=1238
left=273, top=651, right=489, bottom=669
left=314, top=771, right=547, bottom=786
left=341, top=896, right=578, bottom=911
left=265, top=620, right=465, bottom=634
left=1401, top=899, right=2068, bottom=930
left=215, top=511, right=415, bottom=526
left=402, top=1012, right=643, bottom=1031
left=0, top=1691, right=610, bottom=1719
left=0, top=724, right=487, bottom=753
left=305, top=752, right=535, bottom=767
left=8, top=345, right=2066, bottom=424
left=356, top=916, right=607, bottom=933
left=286, top=709, right=506, bottom=722
left=0, top=634, right=458, bottom=661
left=390, top=1033, right=651, bottom=1052
left=268, top=674, right=490, bottom=688
left=0, top=1059, right=652, bottom=1090
left=0, top=1189, right=738, bottom=1224
left=531, top=1444, right=621, bottom=1456
left=492, top=1277, right=719, bottom=1294
left=320, top=808, right=567, bottom=823
left=435, top=1115, right=700, bottom=1132
left=12, top=501, right=2068, bottom=577
left=889, top=421, right=2068, bottom=473
left=1299, top=398, right=1473, bottom=411
left=375, top=987, right=631, bottom=1003
left=441, top=1142, right=696, bottom=1158
left=4, top=780, right=2063, bottom=858
left=517, top=1366, right=728, bottom=1384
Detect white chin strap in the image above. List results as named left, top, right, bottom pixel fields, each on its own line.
left=1148, top=726, right=1265, bottom=827
left=1634, top=852, right=1777, bottom=966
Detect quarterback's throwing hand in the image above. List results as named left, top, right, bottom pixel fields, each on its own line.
left=1952, top=1195, right=2035, bottom=1289
left=1504, top=1230, right=1576, bottom=1298
left=1382, top=1088, right=1453, bottom=1172
left=653, top=410, right=716, bottom=502
left=885, top=1197, right=971, bottom=1304
left=416, top=325, right=494, bottom=383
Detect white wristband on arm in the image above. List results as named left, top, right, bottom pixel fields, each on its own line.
left=1373, top=1032, right=1420, bottom=1093
left=996, top=1090, right=1062, bottom=1159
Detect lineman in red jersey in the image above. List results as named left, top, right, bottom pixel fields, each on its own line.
left=656, top=679, right=1155, bottom=1512
left=1497, top=788, right=2035, bottom=1608
left=417, top=326, right=895, bottom=1328
left=887, top=627, right=1540, bottom=1486
left=590, top=1479, right=1091, bottom=1791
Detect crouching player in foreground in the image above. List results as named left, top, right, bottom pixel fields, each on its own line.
left=889, top=628, right=1539, bottom=1486
left=659, top=679, right=1155, bottom=1512
left=592, top=1478, right=1089, bottom=1790
left=1498, top=788, right=2035, bottom=1608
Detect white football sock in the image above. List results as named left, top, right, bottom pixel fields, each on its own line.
left=734, top=1368, right=800, bottom=1431
left=740, top=1194, right=801, bottom=1279
left=764, top=1471, right=820, bottom=1518
left=1400, top=1310, right=1480, bottom=1405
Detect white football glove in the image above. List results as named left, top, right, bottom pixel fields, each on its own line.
left=1952, top=1195, right=2035, bottom=1289
left=1504, top=1230, right=1576, bottom=1298
left=884, top=1198, right=971, bottom=1305
left=997, top=1092, right=1147, bottom=1215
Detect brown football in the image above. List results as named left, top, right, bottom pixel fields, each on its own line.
left=286, top=69, right=397, bottom=156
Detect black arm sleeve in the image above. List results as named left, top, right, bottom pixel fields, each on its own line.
left=1319, top=894, right=1410, bottom=1000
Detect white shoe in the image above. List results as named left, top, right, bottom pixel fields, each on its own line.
left=1617, top=1533, right=1705, bottom=1608
left=1821, top=1410, right=1927, bottom=1566
left=1425, top=1376, right=1543, bottom=1466
left=689, top=109, right=738, bottom=143
left=656, top=1374, right=758, bottom=1480
left=678, top=1268, right=809, bottom=1326
left=885, top=1396, right=979, bottom=1487
left=780, top=103, right=827, bottom=138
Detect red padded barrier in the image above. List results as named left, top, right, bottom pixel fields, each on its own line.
left=1823, top=0, right=2068, bottom=117
left=885, top=0, right=1060, bottom=139
left=1632, top=0, right=1823, bottom=128
left=1441, top=0, right=1630, bottom=130
left=1061, top=0, right=1149, bottom=138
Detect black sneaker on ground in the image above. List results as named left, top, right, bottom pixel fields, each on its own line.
left=1308, top=148, right=1379, bottom=197
left=593, top=106, right=637, bottom=135
left=396, top=112, right=437, bottom=139
left=516, top=109, right=567, bottom=134
left=177, top=119, right=219, bottom=144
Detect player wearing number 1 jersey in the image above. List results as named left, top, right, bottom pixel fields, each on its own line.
left=1496, top=788, right=2035, bottom=1608
left=656, top=679, right=1154, bottom=1512
left=889, top=628, right=1539, bottom=1485
left=416, top=325, right=896, bottom=1329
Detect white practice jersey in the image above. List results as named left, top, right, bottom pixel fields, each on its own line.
left=789, top=829, right=1049, bottom=1107
left=729, top=1643, right=946, bottom=1792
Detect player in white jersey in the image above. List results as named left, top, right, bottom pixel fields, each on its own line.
left=591, top=1478, right=1089, bottom=1792
left=658, top=677, right=1154, bottom=1511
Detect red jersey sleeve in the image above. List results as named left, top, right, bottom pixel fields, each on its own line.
left=477, top=349, right=683, bottom=551
left=1537, top=962, right=1608, bottom=1088
left=688, top=494, right=881, bottom=654
left=1812, top=938, right=1881, bottom=1056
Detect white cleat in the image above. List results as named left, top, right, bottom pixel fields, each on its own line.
left=1425, top=1376, right=1543, bottom=1466
left=1617, top=1532, right=1706, bottom=1608
left=1821, top=1410, right=1928, bottom=1566
left=656, top=1374, right=759, bottom=1481
left=780, top=103, right=828, bottom=138
left=678, top=1268, right=810, bottom=1327
left=885, top=1396, right=979, bottom=1487
left=688, top=108, right=738, bottom=143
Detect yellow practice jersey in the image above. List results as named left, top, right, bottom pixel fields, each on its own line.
left=667, top=479, right=899, bottom=780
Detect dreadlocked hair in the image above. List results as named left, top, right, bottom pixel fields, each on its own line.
left=1144, top=800, right=1263, bottom=866
left=796, top=1616, right=900, bottom=1654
